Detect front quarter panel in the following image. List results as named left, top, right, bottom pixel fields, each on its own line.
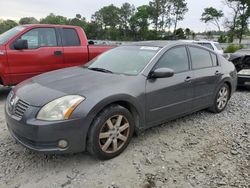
left=71, top=75, right=147, bottom=132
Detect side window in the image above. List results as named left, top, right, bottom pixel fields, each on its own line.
left=189, top=47, right=213, bottom=69
left=20, top=28, right=57, bottom=49
left=155, top=46, right=189, bottom=73
left=211, top=53, right=218, bottom=66
left=62, top=28, right=80, bottom=46
left=197, top=43, right=214, bottom=50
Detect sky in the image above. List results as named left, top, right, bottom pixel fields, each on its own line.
left=0, top=0, right=231, bottom=32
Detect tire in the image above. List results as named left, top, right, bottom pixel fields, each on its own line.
left=87, top=105, right=135, bottom=160
left=208, top=83, right=230, bottom=113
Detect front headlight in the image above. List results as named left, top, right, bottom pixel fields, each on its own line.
left=37, top=95, right=85, bottom=121
left=238, top=69, right=250, bottom=75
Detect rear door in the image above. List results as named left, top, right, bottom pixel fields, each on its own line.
left=7, top=27, right=63, bottom=84
left=146, top=46, right=194, bottom=127
left=61, top=28, right=88, bottom=67
left=188, top=46, right=222, bottom=110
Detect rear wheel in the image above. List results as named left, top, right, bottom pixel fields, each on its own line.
left=209, top=84, right=230, bottom=113
left=87, top=105, right=134, bottom=160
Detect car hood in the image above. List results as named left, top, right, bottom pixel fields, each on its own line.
left=14, top=66, right=128, bottom=106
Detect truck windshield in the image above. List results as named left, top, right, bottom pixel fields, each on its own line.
left=86, top=46, right=160, bottom=75
left=0, top=26, right=26, bottom=45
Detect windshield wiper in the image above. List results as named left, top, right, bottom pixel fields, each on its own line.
left=88, top=67, right=113, bottom=74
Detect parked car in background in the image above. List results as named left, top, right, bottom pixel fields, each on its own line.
left=229, top=49, right=250, bottom=88
left=5, top=41, right=237, bottom=160
left=181, top=40, right=224, bottom=55
left=0, top=24, right=115, bottom=86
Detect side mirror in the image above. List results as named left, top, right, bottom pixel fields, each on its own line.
left=14, top=39, right=28, bottom=50
left=149, top=68, right=174, bottom=79
left=88, top=40, right=94, bottom=45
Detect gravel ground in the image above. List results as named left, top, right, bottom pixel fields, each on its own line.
left=0, top=87, right=249, bottom=188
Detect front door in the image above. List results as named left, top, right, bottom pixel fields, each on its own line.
left=146, top=46, right=194, bottom=127
left=7, top=27, right=63, bottom=84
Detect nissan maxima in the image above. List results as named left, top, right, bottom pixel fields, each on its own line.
left=5, top=41, right=237, bottom=160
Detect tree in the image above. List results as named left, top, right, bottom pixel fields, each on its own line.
left=224, top=0, right=250, bottom=43
left=40, top=13, right=69, bottom=25
left=92, top=4, right=120, bottom=39
left=184, top=28, right=191, bottom=39
left=19, top=17, right=39, bottom=25
left=201, top=7, right=224, bottom=32
left=171, top=0, right=188, bottom=33
left=119, top=3, right=135, bottom=39
left=68, top=14, right=87, bottom=29
left=0, top=20, right=18, bottom=34
left=129, top=5, right=151, bottom=40
left=97, top=4, right=120, bottom=29
left=174, top=28, right=185, bottom=39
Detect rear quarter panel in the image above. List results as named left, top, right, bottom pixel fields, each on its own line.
left=219, top=55, right=237, bottom=94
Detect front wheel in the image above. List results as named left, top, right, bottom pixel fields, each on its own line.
left=87, top=105, right=134, bottom=160
left=208, top=84, right=230, bottom=113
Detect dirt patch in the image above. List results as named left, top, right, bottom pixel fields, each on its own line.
left=0, top=88, right=249, bottom=188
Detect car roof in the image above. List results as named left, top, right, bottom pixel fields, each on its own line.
left=125, top=40, right=190, bottom=48
left=21, top=24, right=81, bottom=29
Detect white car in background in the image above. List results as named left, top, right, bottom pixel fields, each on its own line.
left=181, top=40, right=224, bottom=55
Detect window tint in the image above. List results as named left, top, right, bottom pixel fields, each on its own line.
left=62, top=28, right=80, bottom=46
left=155, top=46, right=189, bottom=73
left=197, top=43, right=214, bottom=50
left=211, top=53, right=218, bottom=66
left=189, top=47, right=213, bottom=69
left=21, top=28, right=57, bottom=49
left=214, top=43, right=223, bottom=50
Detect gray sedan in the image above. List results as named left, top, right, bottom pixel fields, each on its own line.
left=5, top=41, right=237, bottom=160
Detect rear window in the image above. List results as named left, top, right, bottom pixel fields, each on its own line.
left=62, top=28, right=80, bottom=46
left=197, top=43, right=214, bottom=50
left=214, top=43, right=223, bottom=51
left=189, top=47, right=213, bottom=69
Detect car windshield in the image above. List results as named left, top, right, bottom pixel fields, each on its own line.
left=0, top=26, right=26, bottom=45
left=86, top=46, right=160, bottom=75
left=214, top=43, right=223, bottom=51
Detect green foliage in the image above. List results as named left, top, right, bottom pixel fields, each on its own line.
left=19, top=17, right=39, bottom=25
left=218, top=35, right=227, bottom=43
left=201, top=7, right=223, bottom=31
left=40, top=13, right=69, bottom=25
left=225, top=0, right=250, bottom=44
left=0, top=20, right=18, bottom=34
left=174, top=28, right=185, bottom=39
left=224, top=44, right=243, bottom=53
left=171, top=0, right=188, bottom=32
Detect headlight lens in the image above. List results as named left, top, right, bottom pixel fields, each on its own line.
left=37, top=95, right=85, bottom=121
left=238, top=69, right=250, bottom=75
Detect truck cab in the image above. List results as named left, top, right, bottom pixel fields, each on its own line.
left=0, top=24, right=114, bottom=86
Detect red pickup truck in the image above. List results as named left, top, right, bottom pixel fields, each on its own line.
left=0, top=24, right=115, bottom=86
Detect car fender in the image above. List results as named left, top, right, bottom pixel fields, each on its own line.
left=88, top=94, right=145, bottom=125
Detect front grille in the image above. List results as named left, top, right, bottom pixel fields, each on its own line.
left=14, top=99, right=29, bottom=118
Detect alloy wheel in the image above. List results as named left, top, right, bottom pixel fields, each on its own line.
left=99, top=115, right=130, bottom=154
left=217, top=86, right=229, bottom=110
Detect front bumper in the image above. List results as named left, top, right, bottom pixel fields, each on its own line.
left=5, top=105, right=90, bottom=154
left=237, top=75, right=250, bottom=87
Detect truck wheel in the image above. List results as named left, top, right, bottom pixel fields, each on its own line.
left=208, top=83, right=230, bottom=113
left=87, top=105, right=134, bottom=160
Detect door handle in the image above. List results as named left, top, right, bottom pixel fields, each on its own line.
left=54, top=51, right=62, bottom=56
left=185, top=76, right=192, bottom=82
left=215, top=71, right=220, bottom=75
